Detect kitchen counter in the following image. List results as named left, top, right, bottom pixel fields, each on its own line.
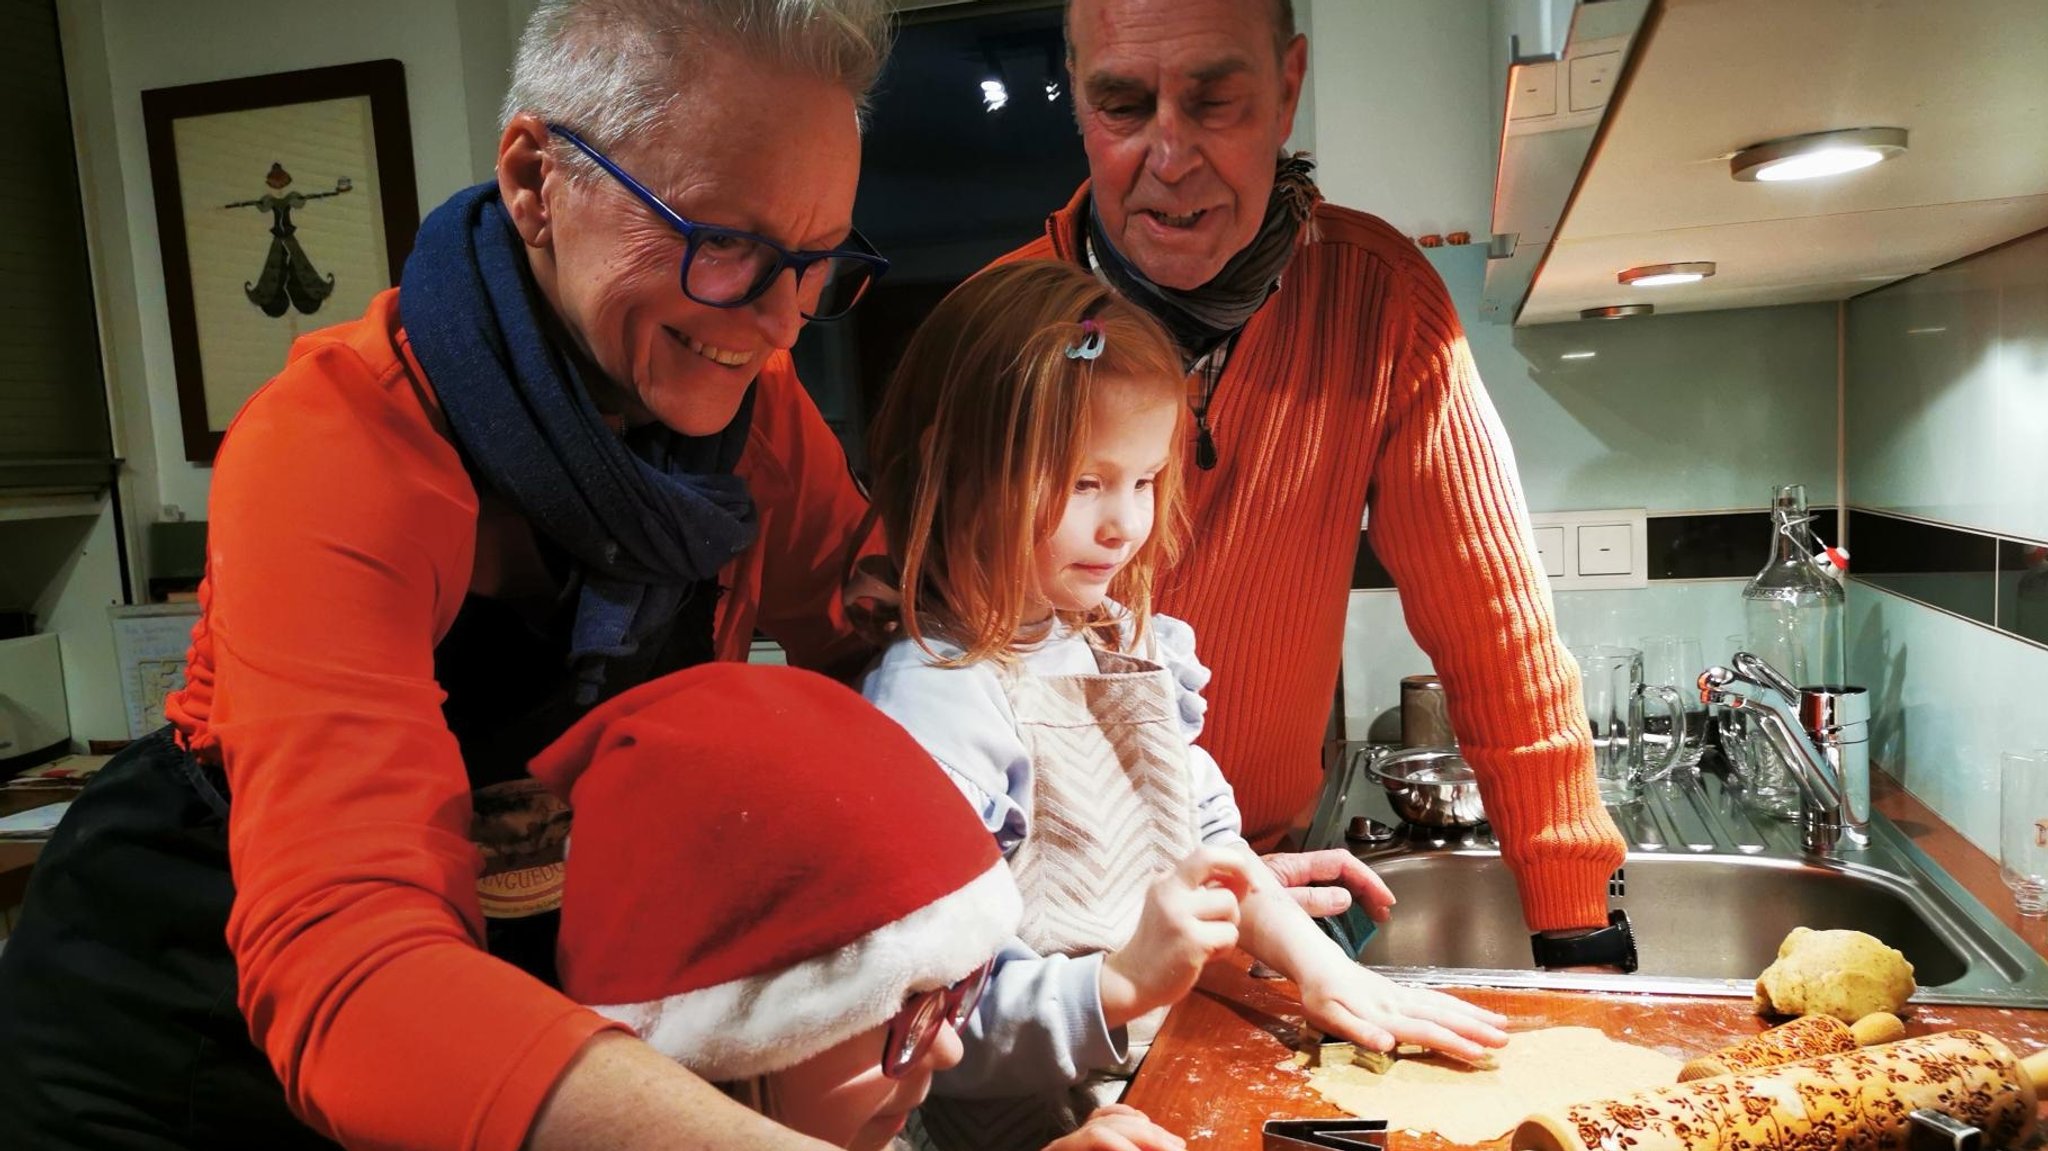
left=1872, top=771, right=2048, bottom=961
left=1127, top=962, right=2048, bottom=1151
left=1123, top=771, right=2048, bottom=1149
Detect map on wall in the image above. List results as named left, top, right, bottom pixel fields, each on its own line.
left=110, top=604, right=203, bottom=739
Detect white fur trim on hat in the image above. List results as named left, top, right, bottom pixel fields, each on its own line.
left=593, top=862, right=1021, bottom=1082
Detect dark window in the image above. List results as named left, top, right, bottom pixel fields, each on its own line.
left=0, top=0, right=113, bottom=490
left=791, top=1, right=1086, bottom=474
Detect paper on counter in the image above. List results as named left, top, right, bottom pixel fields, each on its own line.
left=0, top=800, right=71, bottom=840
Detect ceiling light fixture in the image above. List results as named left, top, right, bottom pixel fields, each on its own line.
left=981, top=78, right=1008, bottom=112
left=1581, top=304, right=1653, bottom=320
left=1560, top=350, right=1597, bottom=360
left=1731, top=127, right=1907, bottom=183
left=1618, top=261, right=1715, bottom=288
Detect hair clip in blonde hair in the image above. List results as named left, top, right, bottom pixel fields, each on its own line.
left=1064, top=319, right=1105, bottom=361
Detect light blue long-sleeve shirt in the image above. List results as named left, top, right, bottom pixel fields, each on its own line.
left=860, top=611, right=1246, bottom=1098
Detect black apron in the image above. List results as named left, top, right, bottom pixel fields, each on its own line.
left=0, top=554, right=720, bottom=1149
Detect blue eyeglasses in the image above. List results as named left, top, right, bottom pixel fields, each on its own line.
left=548, top=124, right=889, bottom=321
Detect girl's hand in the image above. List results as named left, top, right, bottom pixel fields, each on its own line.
left=1295, top=965, right=1510, bottom=1064
left=1099, top=848, right=1252, bottom=1027
left=1043, top=1105, right=1186, bottom=1151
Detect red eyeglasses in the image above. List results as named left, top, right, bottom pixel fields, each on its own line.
left=880, top=958, right=994, bottom=1079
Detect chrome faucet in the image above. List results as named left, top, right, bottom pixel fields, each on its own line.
left=1699, top=653, right=1871, bottom=854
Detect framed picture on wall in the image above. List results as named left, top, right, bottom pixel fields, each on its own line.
left=142, top=59, right=419, bottom=463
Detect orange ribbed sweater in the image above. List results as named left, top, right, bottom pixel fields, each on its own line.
left=162, top=290, right=873, bottom=1149
left=1000, top=185, right=1625, bottom=931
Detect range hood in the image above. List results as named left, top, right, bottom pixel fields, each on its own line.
left=1484, top=0, right=2048, bottom=326
left=1480, top=0, right=1651, bottom=325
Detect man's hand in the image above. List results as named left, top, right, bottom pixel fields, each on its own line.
left=1043, top=1105, right=1186, bottom=1151
left=1260, top=849, right=1396, bottom=921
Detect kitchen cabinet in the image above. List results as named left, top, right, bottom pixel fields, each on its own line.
left=1484, top=0, right=2048, bottom=325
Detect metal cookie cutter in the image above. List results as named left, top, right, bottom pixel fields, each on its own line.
left=1262, top=1118, right=1390, bottom=1151
left=1906, top=1109, right=1982, bottom=1151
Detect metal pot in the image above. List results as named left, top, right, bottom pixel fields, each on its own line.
left=1365, top=746, right=1487, bottom=828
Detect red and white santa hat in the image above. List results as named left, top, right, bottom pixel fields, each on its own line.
left=530, top=662, right=1019, bottom=1082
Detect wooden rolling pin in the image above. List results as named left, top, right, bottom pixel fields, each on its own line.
left=1676, top=1011, right=1905, bottom=1081
left=1513, top=1030, right=2044, bottom=1151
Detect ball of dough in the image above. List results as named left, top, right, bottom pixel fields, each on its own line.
left=1754, top=927, right=1915, bottom=1021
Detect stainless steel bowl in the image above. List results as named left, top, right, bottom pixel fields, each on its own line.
left=1365, top=746, right=1486, bottom=828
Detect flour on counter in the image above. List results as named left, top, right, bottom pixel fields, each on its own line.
left=1303, top=1026, right=1681, bottom=1144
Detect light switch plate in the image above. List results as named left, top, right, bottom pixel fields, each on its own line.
left=1578, top=523, right=1633, bottom=576
left=1528, top=509, right=1648, bottom=590
left=1533, top=525, right=1568, bottom=578
left=1507, top=60, right=1558, bottom=121
left=1568, top=51, right=1620, bottom=112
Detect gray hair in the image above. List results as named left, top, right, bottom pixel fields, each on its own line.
left=503, top=0, right=893, bottom=171
left=1064, top=0, right=1296, bottom=63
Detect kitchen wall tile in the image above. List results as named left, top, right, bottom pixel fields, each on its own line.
left=1996, top=251, right=2048, bottom=543
left=1646, top=509, right=1840, bottom=580
left=1551, top=582, right=1751, bottom=668
left=1843, top=232, right=2048, bottom=843
left=1848, top=509, right=1998, bottom=628
left=1845, top=272, right=1998, bottom=527
left=1847, top=230, right=2048, bottom=541
left=1342, top=250, right=1837, bottom=740
left=1343, top=582, right=1748, bottom=739
left=1427, top=246, right=1839, bottom=514
left=1353, top=509, right=1842, bottom=590
left=1342, top=591, right=1429, bottom=740
left=1848, top=582, right=2048, bottom=855
left=1997, top=538, right=2048, bottom=648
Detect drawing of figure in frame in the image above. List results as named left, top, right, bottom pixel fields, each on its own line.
left=225, top=161, right=354, bottom=317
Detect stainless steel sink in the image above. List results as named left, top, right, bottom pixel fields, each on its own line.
left=1357, top=851, right=1969, bottom=986
left=1306, top=743, right=2048, bottom=1007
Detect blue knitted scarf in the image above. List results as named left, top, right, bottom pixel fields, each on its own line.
left=401, top=183, right=757, bottom=704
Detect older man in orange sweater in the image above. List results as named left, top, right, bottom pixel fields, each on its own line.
left=998, top=0, right=1630, bottom=951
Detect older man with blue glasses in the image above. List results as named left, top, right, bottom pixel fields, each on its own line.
left=549, top=123, right=889, bottom=324
left=0, top=3, right=930, bottom=1150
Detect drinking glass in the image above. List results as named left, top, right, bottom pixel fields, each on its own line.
left=1573, top=645, right=1686, bottom=804
left=1639, top=635, right=1705, bottom=771
left=2000, top=750, right=2048, bottom=918
left=1721, top=632, right=1799, bottom=818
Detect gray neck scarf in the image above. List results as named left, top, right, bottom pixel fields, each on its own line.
left=1086, top=153, right=1323, bottom=368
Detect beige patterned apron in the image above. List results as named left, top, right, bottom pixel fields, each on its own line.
left=916, top=641, right=1200, bottom=1151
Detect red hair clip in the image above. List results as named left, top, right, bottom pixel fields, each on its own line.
left=1065, top=319, right=1105, bottom=361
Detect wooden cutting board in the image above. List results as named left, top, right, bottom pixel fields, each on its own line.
left=1123, top=955, right=2048, bottom=1151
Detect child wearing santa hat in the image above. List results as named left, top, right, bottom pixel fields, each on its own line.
left=530, top=662, right=1187, bottom=1151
